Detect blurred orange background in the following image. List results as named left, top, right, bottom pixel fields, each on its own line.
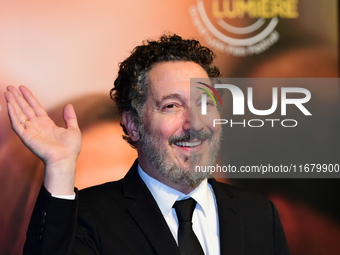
left=0, top=0, right=338, bottom=254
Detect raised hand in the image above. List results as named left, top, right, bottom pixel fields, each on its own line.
left=5, top=86, right=81, bottom=195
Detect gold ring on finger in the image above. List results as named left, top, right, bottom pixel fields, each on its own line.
left=20, top=119, right=28, bottom=124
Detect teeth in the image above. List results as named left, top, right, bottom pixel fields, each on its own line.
left=175, top=140, right=202, bottom=147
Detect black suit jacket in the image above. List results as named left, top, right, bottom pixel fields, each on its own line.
left=23, top=160, right=290, bottom=255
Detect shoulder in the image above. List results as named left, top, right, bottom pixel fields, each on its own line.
left=77, top=180, right=131, bottom=215
left=212, top=179, right=268, bottom=200
left=78, top=180, right=125, bottom=203
left=77, top=159, right=140, bottom=204
left=212, top=180, right=275, bottom=215
left=212, top=181, right=290, bottom=254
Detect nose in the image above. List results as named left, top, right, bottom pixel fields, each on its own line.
left=182, top=105, right=204, bottom=132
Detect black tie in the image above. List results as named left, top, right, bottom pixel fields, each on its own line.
left=173, top=198, right=205, bottom=255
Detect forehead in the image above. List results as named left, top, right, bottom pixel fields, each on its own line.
left=147, top=61, right=209, bottom=98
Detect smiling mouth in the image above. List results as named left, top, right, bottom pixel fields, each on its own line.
left=175, top=140, right=202, bottom=148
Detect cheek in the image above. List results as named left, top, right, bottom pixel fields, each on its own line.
left=146, top=117, right=182, bottom=142
left=202, top=110, right=221, bottom=133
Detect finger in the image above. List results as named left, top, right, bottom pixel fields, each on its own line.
left=19, top=86, right=48, bottom=118
left=5, top=86, right=22, bottom=108
left=4, top=90, right=27, bottom=121
left=6, top=86, right=39, bottom=120
left=5, top=99, right=26, bottom=135
left=63, top=104, right=80, bottom=130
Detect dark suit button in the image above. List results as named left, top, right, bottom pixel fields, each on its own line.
left=42, top=210, right=47, bottom=218
left=37, top=235, right=43, bottom=241
left=39, top=227, right=44, bottom=234
left=40, top=218, right=45, bottom=226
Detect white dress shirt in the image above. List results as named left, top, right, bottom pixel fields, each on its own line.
left=138, top=165, right=220, bottom=255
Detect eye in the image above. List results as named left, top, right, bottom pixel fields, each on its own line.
left=207, top=100, right=215, bottom=106
left=198, top=99, right=215, bottom=107
left=161, top=103, right=182, bottom=113
left=197, top=98, right=216, bottom=114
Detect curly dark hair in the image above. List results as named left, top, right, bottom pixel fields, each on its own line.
left=110, top=34, right=221, bottom=148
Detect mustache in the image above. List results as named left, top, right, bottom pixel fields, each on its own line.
left=169, top=130, right=213, bottom=145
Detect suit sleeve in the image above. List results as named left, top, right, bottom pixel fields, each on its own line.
left=271, top=201, right=291, bottom=255
left=23, top=185, right=78, bottom=255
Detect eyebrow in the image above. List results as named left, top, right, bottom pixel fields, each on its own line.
left=156, top=93, right=184, bottom=108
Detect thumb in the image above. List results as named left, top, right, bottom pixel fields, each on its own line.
left=63, top=104, right=79, bottom=130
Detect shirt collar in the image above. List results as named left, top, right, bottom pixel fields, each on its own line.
left=138, top=165, right=213, bottom=218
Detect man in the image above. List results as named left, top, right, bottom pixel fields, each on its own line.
left=5, top=34, right=290, bottom=254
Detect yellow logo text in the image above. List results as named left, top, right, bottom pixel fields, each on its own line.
left=212, top=0, right=299, bottom=19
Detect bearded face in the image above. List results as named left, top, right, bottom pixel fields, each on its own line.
left=139, top=125, right=221, bottom=187
left=133, top=62, right=222, bottom=188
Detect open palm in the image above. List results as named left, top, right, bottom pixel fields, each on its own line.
left=5, top=86, right=81, bottom=195
left=5, top=86, right=81, bottom=164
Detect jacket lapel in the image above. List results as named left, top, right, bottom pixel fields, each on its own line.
left=122, top=161, right=181, bottom=255
left=122, top=161, right=244, bottom=255
left=209, top=179, right=245, bottom=255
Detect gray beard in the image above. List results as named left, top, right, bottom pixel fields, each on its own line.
left=138, top=125, right=221, bottom=188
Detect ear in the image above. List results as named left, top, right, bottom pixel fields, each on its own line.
left=122, top=111, right=140, bottom=142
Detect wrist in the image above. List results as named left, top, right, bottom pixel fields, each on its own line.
left=44, top=158, right=77, bottom=196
